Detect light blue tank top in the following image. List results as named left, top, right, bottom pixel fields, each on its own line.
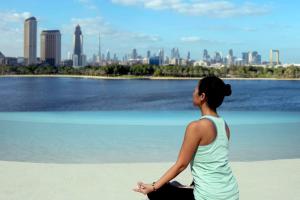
left=190, top=115, right=239, bottom=200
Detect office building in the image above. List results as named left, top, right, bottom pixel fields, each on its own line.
left=73, top=25, right=85, bottom=67
left=24, top=17, right=37, bottom=65
left=40, top=30, right=61, bottom=66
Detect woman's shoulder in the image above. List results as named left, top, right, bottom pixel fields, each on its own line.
left=187, top=118, right=215, bottom=131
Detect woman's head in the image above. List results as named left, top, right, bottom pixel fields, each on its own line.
left=193, top=76, right=231, bottom=111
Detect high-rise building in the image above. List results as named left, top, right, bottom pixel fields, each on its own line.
left=147, top=50, right=151, bottom=59
left=242, top=52, right=249, bottom=64
left=171, top=48, right=175, bottom=59
left=132, top=49, right=138, bottom=59
left=247, top=51, right=262, bottom=65
left=106, top=50, right=111, bottom=61
left=227, top=49, right=234, bottom=65
left=40, top=30, right=61, bottom=66
left=187, top=51, right=191, bottom=61
left=175, top=48, right=180, bottom=59
left=0, top=51, right=5, bottom=65
left=24, top=17, right=37, bottom=65
left=203, top=49, right=210, bottom=61
left=171, top=48, right=180, bottom=59
left=73, top=25, right=85, bottom=67
left=158, top=48, right=164, bottom=65
left=214, top=52, right=222, bottom=63
left=98, top=33, right=101, bottom=63
left=270, top=49, right=280, bottom=65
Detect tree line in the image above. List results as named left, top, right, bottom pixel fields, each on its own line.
left=0, top=64, right=299, bottom=78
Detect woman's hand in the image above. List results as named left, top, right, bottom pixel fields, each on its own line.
left=133, top=182, right=154, bottom=195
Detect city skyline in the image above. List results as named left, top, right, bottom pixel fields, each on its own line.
left=1, top=0, right=300, bottom=63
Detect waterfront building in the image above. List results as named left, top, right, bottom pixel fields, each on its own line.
left=270, top=49, right=280, bottom=65
left=213, top=52, right=222, bottom=63
left=227, top=49, right=234, bottom=65
left=147, top=50, right=151, bottom=59
left=203, top=49, right=210, bottom=62
left=24, top=17, right=37, bottom=65
left=132, top=49, right=138, bottom=59
left=0, top=51, right=5, bottom=65
left=242, top=52, right=249, bottom=65
left=248, top=51, right=262, bottom=65
left=158, top=48, right=164, bottom=65
left=149, top=56, right=160, bottom=66
left=72, top=25, right=86, bottom=67
left=187, top=51, right=191, bottom=61
left=40, top=30, right=61, bottom=66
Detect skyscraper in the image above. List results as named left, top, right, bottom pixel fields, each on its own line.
left=270, top=49, right=280, bottom=65
left=24, top=17, right=37, bottom=65
left=106, top=50, right=111, bottom=61
left=214, top=52, right=222, bottom=63
left=98, top=33, right=101, bottom=63
left=203, top=49, right=209, bottom=61
left=132, top=49, right=138, bottom=59
left=147, top=50, right=151, bottom=59
left=242, top=52, right=249, bottom=64
left=73, top=25, right=85, bottom=67
left=187, top=51, right=191, bottom=61
left=227, top=49, right=234, bottom=65
left=158, top=48, right=164, bottom=65
left=40, top=30, right=61, bottom=66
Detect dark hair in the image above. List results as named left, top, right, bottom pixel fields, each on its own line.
left=198, top=75, right=231, bottom=111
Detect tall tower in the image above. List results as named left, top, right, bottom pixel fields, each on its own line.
left=147, top=50, right=151, bottom=59
left=132, top=49, right=138, bottom=59
left=203, top=49, right=209, bottom=61
left=24, top=17, right=37, bottom=65
left=40, top=30, right=61, bottom=66
left=73, top=25, right=84, bottom=67
left=270, top=49, right=280, bottom=65
left=98, top=33, right=102, bottom=64
left=187, top=51, right=191, bottom=61
left=158, top=48, right=164, bottom=65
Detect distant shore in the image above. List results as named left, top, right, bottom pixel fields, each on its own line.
left=1, top=74, right=300, bottom=81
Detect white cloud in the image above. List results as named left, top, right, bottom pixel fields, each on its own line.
left=181, top=36, right=202, bottom=42
left=61, top=16, right=161, bottom=58
left=180, top=36, right=243, bottom=45
left=0, top=11, right=33, bottom=57
left=63, top=16, right=161, bottom=42
left=181, top=36, right=222, bottom=44
left=111, top=0, right=270, bottom=17
left=77, top=0, right=98, bottom=10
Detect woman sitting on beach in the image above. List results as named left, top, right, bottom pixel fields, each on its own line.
left=134, top=76, right=239, bottom=200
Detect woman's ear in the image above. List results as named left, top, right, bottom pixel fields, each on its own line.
left=199, top=92, right=206, bottom=103
left=199, top=92, right=206, bottom=102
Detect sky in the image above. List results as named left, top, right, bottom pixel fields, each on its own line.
left=0, top=0, right=300, bottom=63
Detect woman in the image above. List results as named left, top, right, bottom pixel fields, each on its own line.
left=133, top=76, right=239, bottom=200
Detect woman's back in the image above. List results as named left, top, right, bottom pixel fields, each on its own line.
left=190, top=115, right=239, bottom=200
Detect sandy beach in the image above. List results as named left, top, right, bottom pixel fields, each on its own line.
left=1, top=74, right=300, bottom=81
left=0, top=159, right=299, bottom=200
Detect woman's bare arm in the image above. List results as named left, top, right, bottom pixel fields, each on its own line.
left=134, top=120, right=206, bottom=194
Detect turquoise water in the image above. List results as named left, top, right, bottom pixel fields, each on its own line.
left=1, top=111, right=299, bottom=163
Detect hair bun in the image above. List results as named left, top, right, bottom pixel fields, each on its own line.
left=223, top=84, right=232, bottom=96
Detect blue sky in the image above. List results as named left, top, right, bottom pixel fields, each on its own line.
left=1, top=0, right=300, bottom=63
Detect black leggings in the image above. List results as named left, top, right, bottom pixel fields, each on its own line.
left=147, top=182, right=195, bottom=200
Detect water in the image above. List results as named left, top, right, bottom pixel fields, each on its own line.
left=0, top=77, right=299, bottom=163
left=0, top=77, right=300, bottom=112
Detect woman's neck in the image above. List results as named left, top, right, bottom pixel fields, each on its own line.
left=200, top=105, right=218, bottom=117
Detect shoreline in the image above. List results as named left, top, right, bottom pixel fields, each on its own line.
left=1, top=74, right=300, bottom=80
left=0, top=159, right=299, bottom=200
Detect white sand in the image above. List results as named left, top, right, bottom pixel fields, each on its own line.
left=0, top=159, right=299, bottom=200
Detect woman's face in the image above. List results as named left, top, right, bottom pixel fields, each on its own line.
left=193, top=86, right=200, bottom=107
